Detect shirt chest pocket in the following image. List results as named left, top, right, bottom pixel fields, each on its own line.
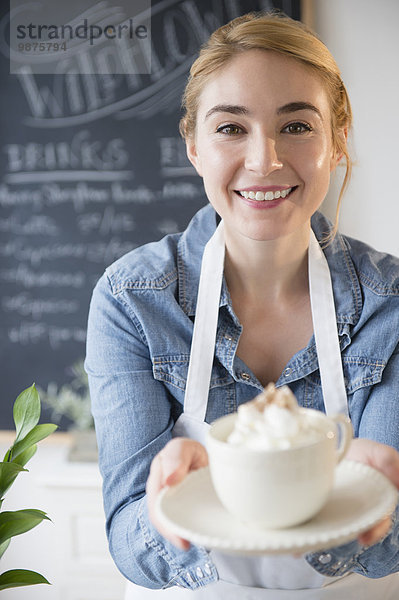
left=152, top=354, right=235, bottom=421
left=342, top=356, right=385, bottom=394
left=304, top=355, right=385, bottom=413
left=307, top=355, right=385, bottom=393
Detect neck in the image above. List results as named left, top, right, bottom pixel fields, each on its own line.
left=224, top=224, right=311, bottom=303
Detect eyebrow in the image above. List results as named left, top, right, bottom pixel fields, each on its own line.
left=204, top=101, right=323, bottom=120
left=205, top=104, right=250, bottom=120
left=277, top=101, right=323, bottom=120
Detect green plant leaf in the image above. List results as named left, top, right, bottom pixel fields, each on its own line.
left=8, top=424, right=58, bottom=462
left=13, top=384, right=41, bottom=444
left=0, top=538, right=11, bottom=559
left=0, top=569, right=50, bottom=590
left=0, top=509, right=50, bottom=546
left=11, top=444, right=37, bottom=467
left=0, top=462, right=27, bottom=499
left=2, top=449, right=11, bottom=463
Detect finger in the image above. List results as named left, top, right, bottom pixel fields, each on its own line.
left=151, top=504, right=191, bottom=550
left=146, top=456, right=191, bottom=550
left=358, top=515, right=392, bottom=547
left=161, top=439, right=208, bottom=487
left=146, top=439, right=208, bottom=551
left=347, top=439, right=399, bottom=489
left=375, top=452, right=399, bottom=490
left=156, top=519, right=191, bottom=551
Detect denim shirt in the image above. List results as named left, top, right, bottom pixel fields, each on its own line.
left=85, top=204, right=399, bottom=590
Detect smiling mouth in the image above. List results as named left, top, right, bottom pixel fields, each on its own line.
left=235, top=187, right=297, bottom=201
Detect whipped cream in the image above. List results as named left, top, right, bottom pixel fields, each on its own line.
left=227, top=383, right=322, bottom=450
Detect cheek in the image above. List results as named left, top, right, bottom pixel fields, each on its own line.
left=198, top=147, right=239, bottom=210
left=198, top=142, right=237, bottom=182
left=304, top=141, right=333, bottom=185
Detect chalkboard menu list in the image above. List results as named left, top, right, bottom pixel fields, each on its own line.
left=0, top=0, right=301, bottom=429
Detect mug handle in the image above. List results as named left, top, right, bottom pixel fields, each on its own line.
left=331, top=414, right=353, bottom=463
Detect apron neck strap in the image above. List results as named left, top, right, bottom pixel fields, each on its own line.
left=183, top=221, right=225, bottom=422
left=308, top=230, right=348, bottom=416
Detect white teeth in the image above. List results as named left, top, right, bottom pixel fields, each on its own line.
left=239, top=188, right=292, bottom=201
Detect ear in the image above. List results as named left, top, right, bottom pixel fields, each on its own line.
left=186, top=136, right=203, bottom=177
left=330, top=127, right=348, bottom=172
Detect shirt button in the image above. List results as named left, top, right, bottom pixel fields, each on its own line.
left=318, top=553, right=332, bottom=565
left=283, top=367, right=292, bottom=377
left=204, top=563, right=212, bottom=575
left=224, top=334, right=233, bottom=341
left=241, top=372, right=251, bottom=381
left=186, top=572, right=194, bottom=583
left=196, top=567, right=204, bottom=578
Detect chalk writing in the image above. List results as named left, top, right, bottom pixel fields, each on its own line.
left=3, top=293, right=80, bottom=318
left=8, top=321, right=87, bottom=349
left=162, top=181, right=204, bottom=199
left=4, top=130, right=130, bottom=172
left=0, top=265, right=86, bottom=288
left=0, top=239, right=136, bottom=267
left=0, top=214, right=59, bottom=235
left=111, top=183, right=155, bottom=204
left=0, top=184, right=42, bottom=208
left=77, top=206, right=135, bottom=235
left=159, top=136, right=195, bottom=177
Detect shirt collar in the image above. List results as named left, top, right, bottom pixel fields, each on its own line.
left=177, top=205, right=362, bottom=329
left=178, top=204, right=230, bottom=316
left=311, top=211, right=361, bottom=327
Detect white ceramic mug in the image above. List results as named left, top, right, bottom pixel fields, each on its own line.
left=206, top=408, right=353, bottom=529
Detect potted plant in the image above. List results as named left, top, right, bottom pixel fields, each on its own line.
left=0, top=384, right=57, bottom=591
left=39, top=360, right=97, bottom=461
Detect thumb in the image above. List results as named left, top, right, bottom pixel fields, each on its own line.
left=160, top=438, right=208, bottom=487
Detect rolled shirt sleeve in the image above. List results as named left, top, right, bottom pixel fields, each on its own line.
left=306, top=501, right=399, bottom=578
left=85, top=272, right=217, bottom=589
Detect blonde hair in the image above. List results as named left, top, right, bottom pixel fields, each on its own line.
left=179, top=12, right=353, bottom=236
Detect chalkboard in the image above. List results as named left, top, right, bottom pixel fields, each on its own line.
left=0, top=0, right=302, bottom=430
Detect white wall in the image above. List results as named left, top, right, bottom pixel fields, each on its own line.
left=314, top=0, right=399, bottom=255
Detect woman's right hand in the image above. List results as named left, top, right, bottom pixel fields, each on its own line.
left=146, top=437, right=208, bottom=550
left=345, top=438, right=399, bottom=546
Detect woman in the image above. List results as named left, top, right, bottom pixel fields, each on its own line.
left=86, top=12, right=399, bottom=598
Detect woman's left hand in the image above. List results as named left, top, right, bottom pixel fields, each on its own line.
left=346, top=438, right=399, bottom=546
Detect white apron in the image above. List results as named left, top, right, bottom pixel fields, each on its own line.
left=125, top=222, right=398, bottom=598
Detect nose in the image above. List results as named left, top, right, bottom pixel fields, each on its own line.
left=244, top=133, right=283, bottom=175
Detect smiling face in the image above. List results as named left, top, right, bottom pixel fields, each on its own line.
left=186, top=49, right=343, bottom=244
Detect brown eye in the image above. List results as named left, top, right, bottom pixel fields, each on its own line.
left=216, top=124, right=242, bottom=135
left=283, top=122, right=312, bottom=134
